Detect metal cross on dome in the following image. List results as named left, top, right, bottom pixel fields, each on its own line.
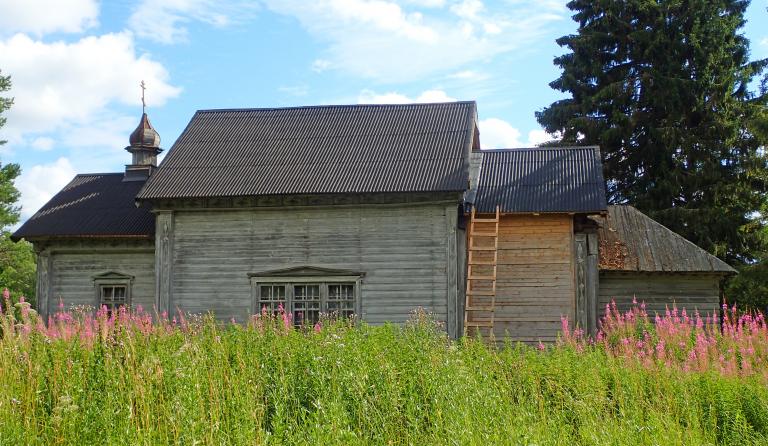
left=140, top=80, right=146, bottom=114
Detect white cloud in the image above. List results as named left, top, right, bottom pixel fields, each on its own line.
left=527, top=129, right=558, bottom=146
left=400, top=0, right=445, bottom=6
left=262, top=0, right=566, bottom=82
left=16, top=157, right=76, bottom=219
left=479, top=119, right=556, bottom=149
left=0, top=0, right=98, bottom=36
left=322, top=0, right=438, bottom=43
left=447, top=70, right=489, bottom=81
left=450, top=0, right=483, bottom=20
left=129, top=0, right=258, bottom=44
left=0, top=32, right=180, bottom=137
left=30, top=137, right=55, bottom=152
left=478, top=118, right=523, bottom=149
left=312, top=59, right=332, bottom=72
left=358, top=88, right=456, bottom=103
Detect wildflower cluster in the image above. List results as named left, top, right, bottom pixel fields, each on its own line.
left=560, top=299, right=768, bottom=380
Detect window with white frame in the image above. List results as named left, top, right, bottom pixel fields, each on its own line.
left=249, top=267, right=362, bottom=326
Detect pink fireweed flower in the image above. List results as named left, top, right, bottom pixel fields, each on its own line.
left=314, top=322, right=322, bottom=333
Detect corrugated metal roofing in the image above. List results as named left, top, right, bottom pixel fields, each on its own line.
left=474, top=147, right=608, bottom=213
left=137, top=102, right=477, bottom=200
left=11, top=174, right=154, bottom=240
left=597, top=205, right=735, bottom=274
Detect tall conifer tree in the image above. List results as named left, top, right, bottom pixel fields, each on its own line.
left=537, top=0, right=768, bottom=264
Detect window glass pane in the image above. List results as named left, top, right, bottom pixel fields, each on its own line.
left=100, top=285, right=128, bottom=314
left=259, top=285, right=286, bottom=315
left=293, top=284, right=320, bottom=326
left=327, top=283, right=355, bottom=318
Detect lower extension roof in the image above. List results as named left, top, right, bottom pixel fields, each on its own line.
left=473, top=146, right=608, bottom=213
left=597, top=205, right=735, bottom=274
left=11, top=174, right=154, bottom=241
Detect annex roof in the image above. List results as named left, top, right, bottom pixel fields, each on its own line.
left=137, top=102, right=477, bottom=200
left=473, top=146, right=607, bottom=213
left=11, top=174, right=154, bottom=241
left=597, top=205, right=735, bottom=274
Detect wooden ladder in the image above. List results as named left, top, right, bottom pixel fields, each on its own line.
left=464, top=206, right=500, bottom=339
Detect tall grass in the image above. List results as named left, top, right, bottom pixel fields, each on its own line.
left=1, top=292, right=767, bottom=445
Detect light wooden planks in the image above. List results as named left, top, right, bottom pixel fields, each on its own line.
left=490, top=214, right=575, bottom=342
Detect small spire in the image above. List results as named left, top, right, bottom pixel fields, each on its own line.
left=140, top=80, right=146, bottom=114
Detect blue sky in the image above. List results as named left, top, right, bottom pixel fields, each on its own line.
left=1, top=0, right=766, bottom=222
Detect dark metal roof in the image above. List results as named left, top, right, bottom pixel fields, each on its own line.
left=137, top=102, right=477, bottom=200
left=11, top=174, right=154, bottom=241
left=474, top=146, right=607, bottom=213
left=597, top=205, right=735, bottom=274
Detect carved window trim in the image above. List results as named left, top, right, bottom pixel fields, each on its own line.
left=92, top=271, right=134, bottom=312
left=248, top=266, right=363, bottom=324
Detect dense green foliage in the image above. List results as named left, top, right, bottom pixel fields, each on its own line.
left=536, top=1, right=768, bottom=268
left=0, top=70, right=12, bottom=147
left=0, top=234, right=35, bottom=301
left=1, top=312, right=767, bottom=445
left=0, top=69, right=36, bottom=302
left=726, top=258, right=768, bottom=312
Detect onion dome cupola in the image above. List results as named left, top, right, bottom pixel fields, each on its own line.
left=124, top=81, right=163, bottom=181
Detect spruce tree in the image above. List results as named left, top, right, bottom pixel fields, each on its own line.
left=537, top=0, right=768, bottom=264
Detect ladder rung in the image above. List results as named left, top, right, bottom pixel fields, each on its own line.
left=471, top=232, right=498, bottom=237
left=467, top=290, right=496, bottom=296
left=466, top=321, right=494, bottom=327
left=466, top=306, right=494, bottom=311
left=468, top=260, right=496, bottom=265
left=473, top=218, right=498, bottom=223
left=468, top=275, right=495, bottom=280
left=469, top=246, right=496, bottom=251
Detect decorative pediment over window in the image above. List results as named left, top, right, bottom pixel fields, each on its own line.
left=91, top=271, right=135, bottom=282
left=91, top=271, right=134, bottom=311
left=247, top=266, right=364, bottom=278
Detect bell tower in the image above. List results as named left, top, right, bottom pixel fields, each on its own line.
left=124, top=80, right=162, bottom=181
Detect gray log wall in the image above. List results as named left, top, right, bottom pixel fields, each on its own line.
left=598, top=272, right=722, bottom=319
left=160, top=202, right=462, bottom=337
left=36, top=241, right=155, bottom=319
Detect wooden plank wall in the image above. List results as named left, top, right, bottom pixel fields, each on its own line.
left=598, top=272, right=721, bottom=318
left=468, top=214, right=575, bottom=343
left=169, top=203, right=460, bottom=336
left=48, top=246, right=156, bottom=315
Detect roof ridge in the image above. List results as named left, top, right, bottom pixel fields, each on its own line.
left=75, top=172, right=123, bottom=177
left=195, top=101, right=476, bottom=114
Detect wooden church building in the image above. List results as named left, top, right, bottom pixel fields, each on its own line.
left=12, top=101, right=734, bottom=341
